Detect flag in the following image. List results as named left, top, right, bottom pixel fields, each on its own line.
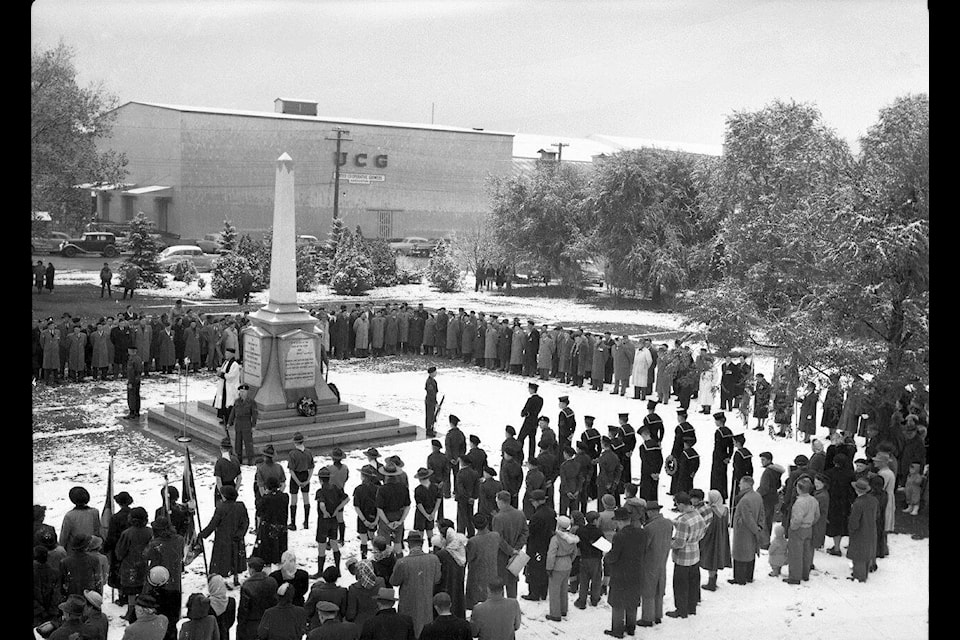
left=100, top=454, right=114, bottom=538
left=182, top=446, right=202, bottom=566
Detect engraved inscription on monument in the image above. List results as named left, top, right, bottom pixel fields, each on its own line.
left=243, top=334, right=262, bottom=387
left=284, top=339, right=316, bottom=388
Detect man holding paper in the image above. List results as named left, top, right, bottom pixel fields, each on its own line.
left=492, top=491, right=528, bottom=599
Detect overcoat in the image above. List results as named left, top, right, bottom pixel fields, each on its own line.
left=631, top=346, right=652, bottom=387
left=115, top=524, right=153, bottom=589
left=510, top=327, right=525, bottom=365
left=90, top=330, right=111, bottom=368
left=846, top=493, right=879, bottom=562
left=798, top=391, right=818, bottom=435
left=353, top=317, right=369, bottom=350
left=484, top=324, right=497, bottom=358
left=422, top=315, right=435, bottom=348
left=254, top=491, right=289, bottom=564
left=409, top=312, right=424, bottom=348
left=465, top=530, right=502, bottom=609
left=613, top=340, right=635, bottom=381
left=699, top=509, right=732, bottom=571
left=655, top=353, right=671, bottom=398
left=434, top=311, right=448, bottom=346
left=604, top=524, right=644, bottom=608
left=525, top=504, right=556, bottom=587
left=697, top=364, right=716, bottom=407
left=821, top=384, right=843, bottom=429
left=156, top=329, right=176, bottom=367
left=537, top=335, right=555, bottom=370
left=497, top=325, right=512, bottom=365
left=433, top=547, right=466, bottom=619
left=753, top=378, right=772, bottom=418
left=461, top=317, right=475, bottom=354
left=67, top=332, right=87, bottom=371
left=136, top=325, right=153, bottom=364
left=591, top=340, right=608, bottom=383
left=184, top=327, right=201, bottom=363
left=371, top=315, right=386, bottom=349
left=731, top=489, right=764, bottom=562
left=823, top=466, right=855, bottom=537
left=811, top=487, right=830, bottom=549
left=837, top=382, right=863, bottom=436
left=557, top=332, right=572, bottom=374
left=385, top=314, right=399, bottom=347
left=446, top=316, right=461, bottom=350
left=524, top=328, right=540, bottom=369
left=398, top=310, right=410, bottom=343
left=573, top=336, right=589, bottom=376
left=389, top=549, right=441, bottom=637
left=639, top=512, right=672, bottom=595
left=200, top=500, right=250, bottom=577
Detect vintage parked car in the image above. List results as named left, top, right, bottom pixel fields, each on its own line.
left=157, top=245, right=219, bottom=272
left=32, top=231, right=71, bottom=255
left=388, top=237, right=436, bottom=256
left=58, top=232, right=119, bottom=258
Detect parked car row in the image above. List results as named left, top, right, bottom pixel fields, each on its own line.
left=387, top=237, right=441, bottom=256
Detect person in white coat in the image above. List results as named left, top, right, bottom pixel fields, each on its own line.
left=214, top=347, right=242, bottom=424
left=632, top=340, right=653, bottom=400
left=695, top=349, right=717, bottom=414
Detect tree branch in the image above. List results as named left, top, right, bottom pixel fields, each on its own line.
left=749, top=334, right=782, bottom=349
left=860, top=318, right=892, bottom=342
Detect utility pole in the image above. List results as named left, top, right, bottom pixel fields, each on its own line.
left=551, top=142, right=568, bottom=163
left=431, top=102, right=435, bottom=125
left=325, top=127, right=352, bottom=219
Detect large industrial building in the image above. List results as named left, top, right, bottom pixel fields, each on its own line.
left=93, top=99, right=720, bottom=241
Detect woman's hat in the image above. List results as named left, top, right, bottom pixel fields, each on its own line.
left=87, top=535, right=104, bottom=552
left=414, top=467, right=433, bottom=480
left=114, top=491, right=133, bottom=506
left=150, top=517, right=171, bottom=532
left=83, top=589, right=103, bottom=609
left=148, top=565, right=170, bottom=587
left=557, top=515, right=571, bottom=531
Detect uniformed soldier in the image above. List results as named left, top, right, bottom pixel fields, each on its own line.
left=227, top=384, right=258, bottom=465
left=519, top=383, right=544, bottom=462
left=426, top=439, right=451, bottom=519
left=637, top=426, right=663, bottom=502
left=558, top=446, right=582, bottom=517
left=445, top=416, right=467, bottom=472
left=597, top=436, right=623, bottom=508
left=425, top=366, right=439, bottom=437
left=730, top=433, right=754, bottom=510
left=500, top=445, right=524, bottom=509
left=287, top=432, right=315, bottom=531
left=558, top=396, right=576, bottom=451
left=642, top=400, right=665, bottom=444
left=675, top=435, right=700, bottom=500
left=213, top=438, right=242, bottom=507
left=537, top=416, right=559, bottom=458
left=502, top=425, right=523, bottom=465
left=711, top=412, right=735, bottom=500
left=618, top=413, right=636, bottom=487
left=574, top=441, right=595, bottom=515
left=353, top=465, right=381, bottom=560
left=668, top=408, right=697, bottom=496
left=123, top=345, right=143, bottom=419
left=465, top=434, right=487, bottom=475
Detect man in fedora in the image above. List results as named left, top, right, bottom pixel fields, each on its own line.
left=604, top=507, right=642, bottom=637
left=637, top=500, right=672, bottom=627
left=229, top=383, right=258, bottom=464
left=354, top=464, right=381, bottom=561
left=48, top=594, right=86, bottom=640
left=847, top=477, right=879, bottom=582
left=326, top=446, right=350, bottom=544
left=214, top=346, right=241, bottom=424
left=518, top=382, right=544, bottom=462
left=125, top=593, right=169, bottom=640
left=377, top=461, right=411, bottom=556
left=286, top=432, right=314, bottom=531
left=524, top=488, right=556, bottom=602
left=144, top=516, right=184, bottom=640
left=80, top=589, right=108, bottom=640
left=729, top=475, right=764, bottom=586
left=425, top=365, right=439, bottom=437
left=360, top=587, right=416, bottom=640
left=390, top=530, right=441, bottom=636
left=413, top=467, right=441, bottom=545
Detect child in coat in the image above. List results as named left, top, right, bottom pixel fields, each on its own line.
left=767, top=524, right=788, bottom=576
left=903, top=462, right=924, bottom=516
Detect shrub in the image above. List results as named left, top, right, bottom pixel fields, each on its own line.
left=329, top=229, right=374, bottom=295
left=211, top=252, right=251, bottom=299
left=220, top=219, right=238, bottom=252
left=237, top=233, right=270, bottom=290
left=296, top=245, right=317, bottom=292
left=315, top=217, right=345, bottom=283
left=167, top=258, right=198, bottom=283
left=426, top=241, right=461, bottom=292
left=124, top=212, right=165, bottom=287
left=366, top=238, right=399, bottom=287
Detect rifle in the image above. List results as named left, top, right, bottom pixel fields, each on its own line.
left=433, top=394, right=445, bottom=423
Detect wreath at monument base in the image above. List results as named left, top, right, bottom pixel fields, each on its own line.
left=296, top=397, right=317, bottom=417
left=664, top=455, right=678, bottom=476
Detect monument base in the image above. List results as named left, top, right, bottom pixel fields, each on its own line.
left=147, top=397, right=420, bottom=457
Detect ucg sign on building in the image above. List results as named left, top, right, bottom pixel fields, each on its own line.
left=336, top=153, right=388, bottom=168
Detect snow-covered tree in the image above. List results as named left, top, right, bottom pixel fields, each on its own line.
left=124, top=211, right=165, bottom=287
left=426, top=240, right=461, bottom=292
left=220, top=219, right=238, bottom=252
left=329, top=229, right=374, bottom=295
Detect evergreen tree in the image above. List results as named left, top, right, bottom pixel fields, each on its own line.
left=124, top=211, right=164, bottom=287
left=366, top=238, right=398, bottom=287
left=315, top=217, right=345, bottom=283
left=426, top=240, right=461, bottom=292
left=237, top=232, right=270, bottom=290
left=220, top=219, right=238, bottom=252
left=211, top=252, right=251, bottom=299
left=296, top=244, right=318, bottom=292
left=329, top=228, right=374, bottom=295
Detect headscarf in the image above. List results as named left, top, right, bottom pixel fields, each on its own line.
left=280, top=550, right=298, bottom=580
left=355, top=559, right=378, bottom=590
left=207, top=574, right=228, bottom=616
left=707, top=489, right=728, bottom=519
left=444, top=529, right=468, bottom=567
left=431, top=533, right=445, bottom=549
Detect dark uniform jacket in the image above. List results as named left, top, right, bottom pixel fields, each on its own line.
left=445, top=427, right=467, bottom=466
left=237, top=571, right=278, bottom=634
left=677, top=448, right=700, bottom=492
left=500, top=457, right=524, bottom=499
left=427, top=451, right=450, bottom=489
left=558, top=407, right=576, bottom=445
left=454, top=466, right=480, bottom=503
left=520, top=394, right=544, bottom=435
left=465, top=446, right=488, bottom=475
left=638, top=440, right=663, bottom=500
left=229, top=397, right=259, bottom=429
left=643, top=413, right=665, bottom=444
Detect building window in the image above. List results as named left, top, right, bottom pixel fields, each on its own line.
left=155, top=198, right=169, bottom=232
left=100, top=194, right=111, bottom=220
left=377, top=210, right=393, bottom=238
left=123, top=196, right=136, bottom=221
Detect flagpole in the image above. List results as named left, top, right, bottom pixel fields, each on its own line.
left=186, top=445, right=210, bottom=576
left=162, top=474, right=171, bottom=520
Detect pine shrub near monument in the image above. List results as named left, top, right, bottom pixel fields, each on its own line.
left=296, top=245, right=318, bottom=292
left=220, top=219, right=238, bottom=252
left=237, top=233, right=270, bottom=290
left=365, top=238, right=399, bottom=286
left=315, top=217, right=345, bottom=283
left=167, top=258, right=198, bottom=284
left=124, top=212, right=165, bottom=287
left=426, top=241, right=462, bottom=292
left=329, top=229, right=374, bottom=295
left=211, top=252, right=251, bottom=299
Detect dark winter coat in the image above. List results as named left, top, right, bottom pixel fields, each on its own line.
left=358, top=608, right=416, bottom=640
left=389, top=548, right=441, bottom=636
left=821, top=385, right=843, bottom=429
left=824, top=466, right=856, bottom=537
left=525, top=504, right=556, bottom=585
left=811, top=488, right=830, bottom=549
left=269, top=569, right=309, bottom=607
left=731, top=489, right=764, bottom=562
left=209, top=599, right=236, bottom=640
left=59, top=506, right=102, bottom=551
left=257, top=600, right=307, bottom=640
left=199, top=499, right=250, bottom=577
left=604, top=524, right=644, bottom=608
left=305, top=581, right=348, bottom=628
left=237, top=572, right=278, bottom=639
left=59, top=549, right=102, bottom=596
left=254, top=491, right=289, bottom=564
left=433, top=548, right=466, bottom=620
left=346, top=577, right=385, bottom=628
left=143, top=529, right=185, bottom=592
left=465, top=530, right=502, bottom=610
left=798, top=391, right=818, bottom=435
left=846, top=493, right=879, bottom=562
left=115, top=524, right=154, bottom=589
left=34, top=561, right=59, bottom=625
left=699, top=509, right=732, bottom=571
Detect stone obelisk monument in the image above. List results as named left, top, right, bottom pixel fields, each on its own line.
left=146, top=152, right=416, bottom=456
left=241, top=153, right=338, bottom=410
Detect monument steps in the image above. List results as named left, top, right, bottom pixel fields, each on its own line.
left=147, top=402, right=418, bottom=456
left=193, top=400, right=349, bottom=419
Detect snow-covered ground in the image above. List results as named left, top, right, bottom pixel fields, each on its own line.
left=33, top=351, right=928, bottom=640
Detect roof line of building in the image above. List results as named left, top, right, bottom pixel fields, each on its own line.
left=122, top=101, right=515, bottom=137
